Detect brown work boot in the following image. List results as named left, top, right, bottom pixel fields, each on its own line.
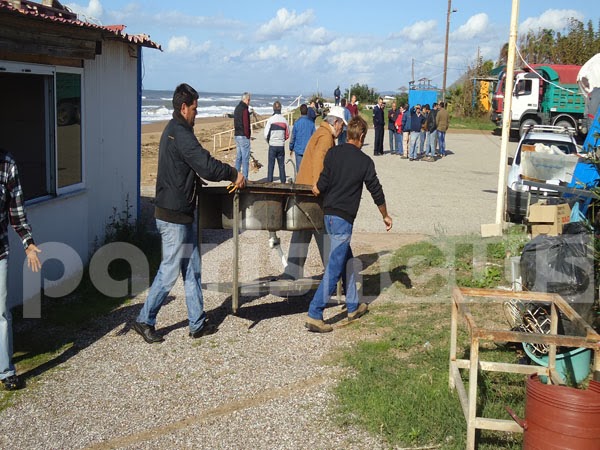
left=304, top=316, right=333, bottom=333
left=348, top=303, right=369, bottom=321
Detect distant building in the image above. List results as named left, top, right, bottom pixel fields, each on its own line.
left=0, top=0, right=160, bottom=307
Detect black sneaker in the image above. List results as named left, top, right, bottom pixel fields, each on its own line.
left=189, top=323, right=218, bottom=339
left=2, top=375, right=23, bottom=391
left=133, top=321, right=165, bottom=344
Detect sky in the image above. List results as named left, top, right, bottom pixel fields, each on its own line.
left=65, top=0, right=600, bottom=96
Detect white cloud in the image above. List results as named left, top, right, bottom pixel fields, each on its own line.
left=248, top=44, right=288, bottom=61
left=166, top=36, right=211, bottom=55
left=453, top=13, right=489, bottom=40
left=306, top=27, right=331, bottom=45
left=256, top=8, right=315, bottom=41
left=330, top=47, right=391, bottom=72
left=66, top=0, right=103, bottom=21
left=390, top=20, right=437, bottom=41
left=520, top=9, right=584, bottom=33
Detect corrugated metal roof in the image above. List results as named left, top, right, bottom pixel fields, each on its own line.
left=0, top=0, right=161, bottom=50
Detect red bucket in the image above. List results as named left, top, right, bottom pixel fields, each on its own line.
left=508, top=374, right=600, bottom=450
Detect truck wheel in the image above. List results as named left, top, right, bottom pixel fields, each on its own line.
left=519, top=119, right=537, bottom=138
left=554, top=120, right=572, bottom=131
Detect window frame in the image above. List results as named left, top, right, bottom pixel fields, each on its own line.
left=0, top=61, right=85, bottom=202
left=55, top=66, right=85, bottom=195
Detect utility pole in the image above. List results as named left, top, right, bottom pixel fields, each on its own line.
left=442, top=0, right=453, bottom=103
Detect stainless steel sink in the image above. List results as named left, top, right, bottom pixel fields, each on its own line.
left=198, top=182, right=322, bottom=231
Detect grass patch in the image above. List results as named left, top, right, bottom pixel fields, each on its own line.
left=333, top=303, right=525, bottom=449
left=450, top=116, right=497, bottom=131
left=374, top=228, right=529, bottom=295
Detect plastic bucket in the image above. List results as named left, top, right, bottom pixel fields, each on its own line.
left=519, top=374, right=600, bottom=450
left=523, top=343, right=591, bottom=384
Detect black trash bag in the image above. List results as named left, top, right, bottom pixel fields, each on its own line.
left=520, top=227, right=595, bottom=335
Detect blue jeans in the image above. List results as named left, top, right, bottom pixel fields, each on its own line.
left=395, top=131, right=403, bottom=155
left=267, top=145, right=286, bottom=183
left=388, top=130, right=398, bottom=153
left=137, top=220, right=206, bottom=333
left=419, top=131, right=426, bottom=155
left=426, top=131, right=436, bottom=157
left=235, top=136, right=251, bottom=179
left=308, top=215, right=359, bottom=320
left=0, top=259, right=14, bottom=380
left=409, top=132, right=420, bottom=159
left=438, top=131, right=446, bottom=155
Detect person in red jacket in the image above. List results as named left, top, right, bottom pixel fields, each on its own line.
left=394, top=104, right=405, bottom=157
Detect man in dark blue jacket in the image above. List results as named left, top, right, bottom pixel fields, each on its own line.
left=134, top=83, right=245, bottom=344
left=408, top=105, right=425, bottom=160
left=372, top=97, right=385, bottom=156
left=289, top=104, right=315, bottom=171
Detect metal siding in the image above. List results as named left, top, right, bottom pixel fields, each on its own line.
left=83, top=41, right=139, bottom=252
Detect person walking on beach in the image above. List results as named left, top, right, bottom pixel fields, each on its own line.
left=289, top=104, right=315, bottom=172
left=234, top=92, right=252, bottom=178
left=0, top=150, right=41, bottom=390
left=264, top=101, right=290, bottom=184
left=372, top=97, right=385, bottom=156
left=134, top=83, right=245, bottom=344
left=305, top=116, right=392, bottom=333
left=281, top=106, right=347, bottom=281
left=436, top=101, right=449, bottom=157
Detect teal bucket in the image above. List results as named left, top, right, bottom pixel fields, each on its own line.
left=523, top=344, right=591, bottom=384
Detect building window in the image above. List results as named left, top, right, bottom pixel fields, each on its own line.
left=0, top=62, right=84, bottom=200
left=56, top=71, right=83, bottom=189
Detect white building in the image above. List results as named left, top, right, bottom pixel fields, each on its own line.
left=0, top=0, right=160, bottom=310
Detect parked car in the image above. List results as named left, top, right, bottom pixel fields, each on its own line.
left=506, top=125, right=581, bottom=222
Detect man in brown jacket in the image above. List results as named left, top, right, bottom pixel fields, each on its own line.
left=282, top=106, right=347, bottom=279
left=435, top=101, right=449, bottom=157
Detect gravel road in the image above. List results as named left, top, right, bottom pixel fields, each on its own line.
left=0, top=128, right=516, bottom=449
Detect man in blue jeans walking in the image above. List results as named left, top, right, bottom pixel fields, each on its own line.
left=305, top=116, right=392, bottom=333
left=134, top=84, right=245, bottom=343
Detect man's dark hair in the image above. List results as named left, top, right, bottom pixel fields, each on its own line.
left=300, top=103, right=308, bottom=115
left=173, top=83, right=199, bottom=111
left=439, top=101, right=445, bottom=108
left=341, top=98, right=347, bottom=107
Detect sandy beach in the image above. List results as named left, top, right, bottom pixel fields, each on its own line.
left=141, top=116, right=238, bottom=189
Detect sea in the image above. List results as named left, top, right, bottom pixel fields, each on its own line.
left=141, top=90, right=305, bottom=124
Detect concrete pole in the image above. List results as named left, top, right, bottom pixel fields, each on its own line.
left=442, top=0, right=452, bottom=103
left=482, top=0, right=520, bottom=237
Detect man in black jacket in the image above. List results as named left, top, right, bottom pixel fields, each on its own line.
left=372, top=97, right=385, bottom=155
left=305, top=116, right=392, bottom=333
left=134, top=83, right=245, bottom=343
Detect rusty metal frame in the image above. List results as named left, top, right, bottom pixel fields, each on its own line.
left=449, top=287, right=600, bottom=450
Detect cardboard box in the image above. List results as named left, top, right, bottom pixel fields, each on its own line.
left=527, top=202, right=571, bottom=237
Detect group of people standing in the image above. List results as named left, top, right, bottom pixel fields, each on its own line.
left=372, top=99, right=449, bottom=161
